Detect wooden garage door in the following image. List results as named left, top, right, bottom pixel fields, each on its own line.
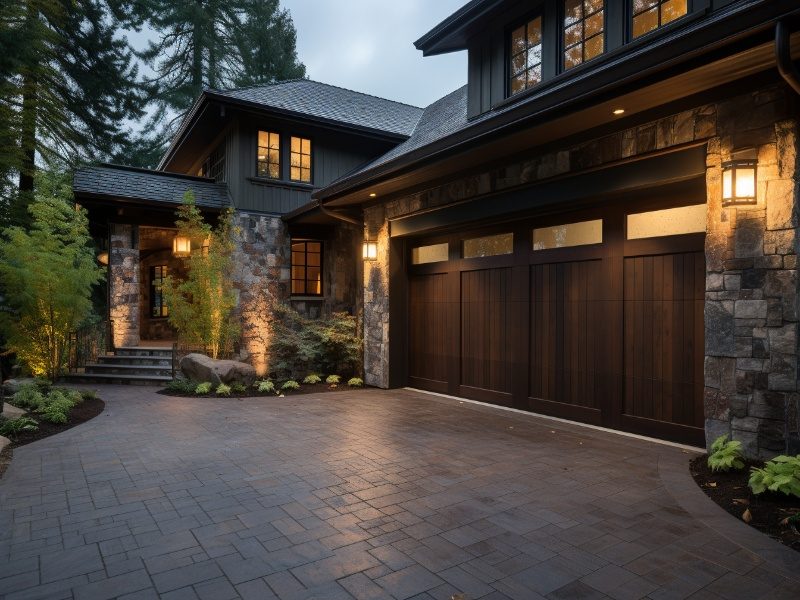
left=406, top=200, right=706, bottom=445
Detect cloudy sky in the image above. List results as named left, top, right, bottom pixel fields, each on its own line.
left=281, top=0, right=467, bottom=107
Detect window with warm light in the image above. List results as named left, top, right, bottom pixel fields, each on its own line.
left=563, top=0, right=604, bottom=71
left=291, top=241, right=322, bottom=295
left=411, top=243, right=448, bottom=265
left=533, top=219, right=603, bottom=250
left=632, top=0, right=687, bottom=39
left=150, top=265, right=168, bottom=317
left=509, top=16, right=543, bottom=96
left=626, top=204, right=706, bottom=239
left=290, top=136, right=312, bottom=183
left=463, top=233, right=514, bottom=258
left=257, top=131, right=280, bottom=179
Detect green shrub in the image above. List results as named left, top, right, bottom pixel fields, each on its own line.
left=708, top=435, right=745, bottom=473
left=80, top=389, right=97, bottom=401
left=347, top=377, right=364, bottom=388
left=216, top=383, right=232, bottom=396
left=12, top=384, right=45, bottom=410
left=35, top=390, right=78, bottom=424
left=166, top=379, right=195, bottom=394
left=281, top=380, right=300, bottom=391
left=0, top=416, right=39, bottom=437
left=256, top=379, right=275, bottom=393
left=231, top=382, right=247, bottom=395
left=303, top=374, right=322, bottom=385
left=325, top=375, right=340, bottom=385
left=749, top=455, right=800, bottom=498
left=195, top=382, right=213, bottom=395
left=268, top=303, right=361, bottom=380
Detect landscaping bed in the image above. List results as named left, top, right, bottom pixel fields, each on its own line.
left=158, top=377, right=363, bottom=398
left=690, top=455, right=800, bottom=552
left=5, top=394, right=105, bottom=447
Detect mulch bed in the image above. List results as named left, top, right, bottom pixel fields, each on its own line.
left=690, top=455, right=800, bottom=552
left=4, top=396, right=106, bottom=449
left=157, top=382, right=356, bottom=398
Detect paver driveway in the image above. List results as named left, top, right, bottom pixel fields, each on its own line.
left=1, top=387, right=799, bottom=600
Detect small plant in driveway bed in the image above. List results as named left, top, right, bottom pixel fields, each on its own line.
left=231, top=382, right=247, bottom=395
left=0, top=416, right=39, bottom=438
left=281, top=380, right=300, bottom=391
left=215, top=383, right=231, bottom=397
left=749, top=455, right=800, bottom=498
left=302, top=374, right=322, bottom=385
left=11, top=384, right=45, bottom=410
left=256, top=379, right=275, bottom=393
left=194, top=382, right=212, bottom=395
left=708, top=435, right=745, bottom=473
left=325, top=375, right=340, bottom=385
left=166, top=379, right=195, bottom=394
left=347, top=377, right=363, bottom=388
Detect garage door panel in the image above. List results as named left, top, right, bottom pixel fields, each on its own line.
left=623, top=251, right=704, bottom=428
left=529, top=259, right=606, bottom=415
left=460, top=268, right=513, bottom=397
left=409, top=274, right=450, bottom=390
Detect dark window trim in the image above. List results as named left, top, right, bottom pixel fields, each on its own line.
left=290, top=239, right=323, bottom=297
left=150, top=265, right=168, bottom=319
left=289, top=135, right=313, bottom=184
left=506, top=10, right=545, bottom=98
left=560, top=0, right=607, bottom=74
left=257, top=130, right=282, bottom=180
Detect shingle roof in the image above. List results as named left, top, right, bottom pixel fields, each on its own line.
left=74, top=164, right=231, bottom=209
left=210, top=79, right=424, bottom=137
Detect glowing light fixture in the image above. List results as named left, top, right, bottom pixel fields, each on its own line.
left=369, top=192, right=377, bottom=198
left=722, top=150, right=757, bottom=207
left=97, top=251, right=109, bottom=265
left=612, top=108, right=625, bottom=115
left=172, top=234, right=192, bottom=257
left=362, top=241, right=378, bottom=260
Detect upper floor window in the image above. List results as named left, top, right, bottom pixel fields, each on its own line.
left=564, top=0, right=604, bottom=71
left=632, top=0, right=687, bottom=39
left=198, top=144, right=225, bottom=182
left=257, top=131, right=280, bottom=179
left=290, top=136, right=312, bottom=183
left=291, top=240, right=322, bottom=295
left=509, top=16, right=542, bottom=96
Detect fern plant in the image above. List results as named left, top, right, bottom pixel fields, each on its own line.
left=749, top=455, right=800, bottom=498
left=215, top=384, right=232, bottom=397
left=347, top=377, right=364, bottom=387
left=12, top=384, right=44, bottom=410
left=325, top=375, right=340, bottom=385
left=0, top=416, right=39, bottom=437
left=281, top=380, right=300, bottom=391
left=195, top=382, right=212, bottom=395
left=707, top=435, right=745, bottom=473
left=256, top=380, right=275, bottom=393
left=303, top=374, right=322, bottom=385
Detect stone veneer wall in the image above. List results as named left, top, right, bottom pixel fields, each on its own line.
left=361, top=84, right=800, bottom=457
left=109, top=224, right=140, bottom=348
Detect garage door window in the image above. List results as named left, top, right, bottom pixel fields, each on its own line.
left=412, top=243, right=449, bottom=265
left=626, top=204, right=705, bottom=239
left=533, top=219, right=602, bottom=250
left=463, top=233, right=514, bottom=258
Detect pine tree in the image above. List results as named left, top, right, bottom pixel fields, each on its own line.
left=0, top=0, right=144, bottom=225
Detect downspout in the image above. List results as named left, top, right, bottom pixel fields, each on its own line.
left=317, top=200, right=362, bottom=227
left=776, top=20, right=800, bottom=96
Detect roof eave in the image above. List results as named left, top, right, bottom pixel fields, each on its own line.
left=414, top=0, right=504, bottom=56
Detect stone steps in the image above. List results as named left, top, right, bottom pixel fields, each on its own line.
left=62, top=347, right=175, bottom=386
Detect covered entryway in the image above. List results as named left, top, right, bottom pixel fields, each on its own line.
left=406, top=190, right=706, bottom=445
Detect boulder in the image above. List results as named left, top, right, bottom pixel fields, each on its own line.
left=2, top=403, right=26, bottom=419
left=179, top=353, right=256, bottom=387
left=0, top=435, right=9, bottom=452
left=2, top=378, right=37, bottom=396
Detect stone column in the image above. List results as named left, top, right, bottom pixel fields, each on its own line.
left=704, top=86, right=800, bottom=458
left=109, top=224, right=140, bottom=348
left=363, top=205, right=390, bottom=388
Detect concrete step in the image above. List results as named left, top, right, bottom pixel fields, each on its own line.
left=115, top=347, right=174, bottom=358
left=62, top=373, right=172, bottom=386
left=84, top=364, right=173, bottom=377
left=96, top=355, right=172, bottom=367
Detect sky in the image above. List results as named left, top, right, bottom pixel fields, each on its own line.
left=282, top=0, right=468, bottom=108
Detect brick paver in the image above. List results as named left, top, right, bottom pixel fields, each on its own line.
left=1, top=386, right=798, bottom=599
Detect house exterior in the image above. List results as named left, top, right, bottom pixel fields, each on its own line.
left=76, top=0, right=800, bottom=458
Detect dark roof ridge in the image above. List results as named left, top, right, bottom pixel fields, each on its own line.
left=210, top=78, right=424, bottom=110
left=95, top=163, right=218, bottom=183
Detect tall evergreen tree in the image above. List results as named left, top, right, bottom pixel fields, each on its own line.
left=0, top=0, right=144, bottom=225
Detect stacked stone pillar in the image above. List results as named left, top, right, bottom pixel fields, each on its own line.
left=109, top=224, right=140, bottom=348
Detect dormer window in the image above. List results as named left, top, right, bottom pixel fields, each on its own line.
left=564, top=0, right=604, bottom=71
left=632, top=0, right=687, bottom=39
left=509, top=16, right=542, bottom=96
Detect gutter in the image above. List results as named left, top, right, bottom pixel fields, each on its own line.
left=317, top=201, right=362, bottom=227
left=776, top=20, right=800, bottom=95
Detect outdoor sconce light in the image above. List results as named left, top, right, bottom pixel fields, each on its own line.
left=172, top=234, right=192, bottom=257
left=722, top=150, right=757, bottom=207
left=362, top=241, right=378, bottom=260
left=97, top=251, right=109, bottom=265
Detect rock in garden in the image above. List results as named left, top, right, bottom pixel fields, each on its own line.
left=0, top=435, right=10, bottom=452
left=2, top=403, right=26, bottom=419
left=179, top=353, right=256, bottom=387
left=1, top=378, right=37, bottom=395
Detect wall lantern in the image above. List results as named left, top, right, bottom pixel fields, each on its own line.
left=362, top=241, right=378, bottom=260
left=97, top=251, right=109, bottom=265
left=722, top=150, right=758, bottom=207
left=172, top=234, right=192, bottom=257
